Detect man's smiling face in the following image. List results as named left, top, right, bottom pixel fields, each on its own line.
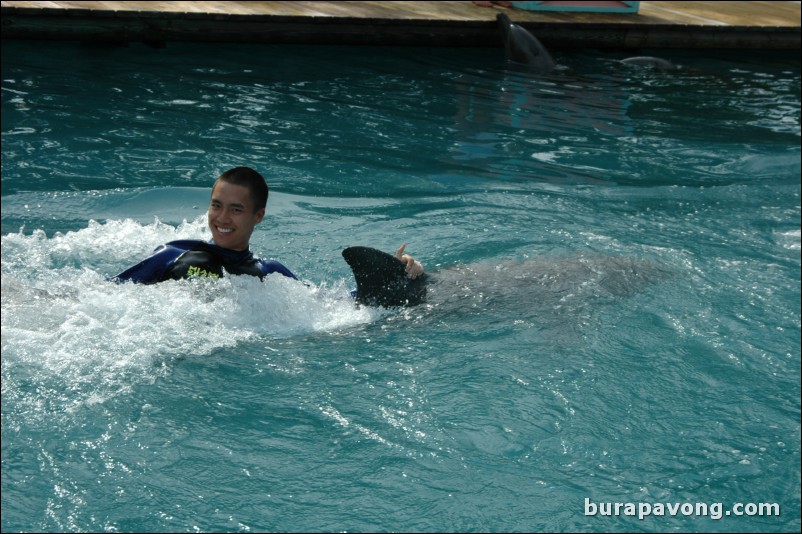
left=207, top=180, right=265, bottom=251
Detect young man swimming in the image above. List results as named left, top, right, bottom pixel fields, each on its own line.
left=113, top=166, right=423, bottom=284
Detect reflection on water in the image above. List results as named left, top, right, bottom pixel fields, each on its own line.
left=449, top=67, right=633, bottom=185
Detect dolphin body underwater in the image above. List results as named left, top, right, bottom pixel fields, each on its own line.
left=343, top=247, right=670, bottom=310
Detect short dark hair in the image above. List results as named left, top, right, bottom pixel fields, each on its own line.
left=214, top=167, right=269, bottom=211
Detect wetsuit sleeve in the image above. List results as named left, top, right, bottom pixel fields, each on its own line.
left=260, top=260, right=298, bottom=280
left=112, top=245, right=185, bottom=284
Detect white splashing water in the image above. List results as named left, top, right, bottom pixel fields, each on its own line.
left=1, top=216, right=379, bottom=421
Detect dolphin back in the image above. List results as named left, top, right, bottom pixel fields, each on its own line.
left=620, top=56, right=677, bottom=70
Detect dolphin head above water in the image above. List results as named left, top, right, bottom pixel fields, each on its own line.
left=496, top=12, right=555, bottom=72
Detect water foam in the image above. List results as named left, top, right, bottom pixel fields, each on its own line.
left=1, top=217, right=378, bottom=422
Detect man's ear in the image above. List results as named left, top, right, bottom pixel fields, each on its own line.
left=255, top=208, right=266, bottom=224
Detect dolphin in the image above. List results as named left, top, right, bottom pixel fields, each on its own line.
left=343, top=246, right=671, bottom=311
left=496, top=12, right=555, bottom=71
left=620, top=56, right=677, bottom=70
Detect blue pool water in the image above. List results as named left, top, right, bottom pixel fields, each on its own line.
left=2, top=40, right=800, bottom=532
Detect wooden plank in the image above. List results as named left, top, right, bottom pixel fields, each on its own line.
left=1, top=1, right=799, bottom=48
left=640, top=1, right=800, bottom=27
left=2, top=1, right=800, bottom=25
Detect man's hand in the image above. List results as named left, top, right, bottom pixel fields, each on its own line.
left=396, top=244, right=425, bottom=279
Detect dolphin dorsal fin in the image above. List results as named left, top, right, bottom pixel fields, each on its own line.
left=342, top=246, right=428, bottom=307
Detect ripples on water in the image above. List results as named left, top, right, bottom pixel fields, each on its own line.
left=2, top=42, right=800, bottom=532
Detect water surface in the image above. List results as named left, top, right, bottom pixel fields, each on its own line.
left=2, top=41, right=800, bottom=533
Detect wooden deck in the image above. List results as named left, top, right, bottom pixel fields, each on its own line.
left=1, top=1, right=800, bottom=49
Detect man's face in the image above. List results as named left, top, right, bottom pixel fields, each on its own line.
left=207, top=181, right=265, bottom=251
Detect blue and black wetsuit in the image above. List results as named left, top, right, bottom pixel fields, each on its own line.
left=113, top=239, right=297, bottom=284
